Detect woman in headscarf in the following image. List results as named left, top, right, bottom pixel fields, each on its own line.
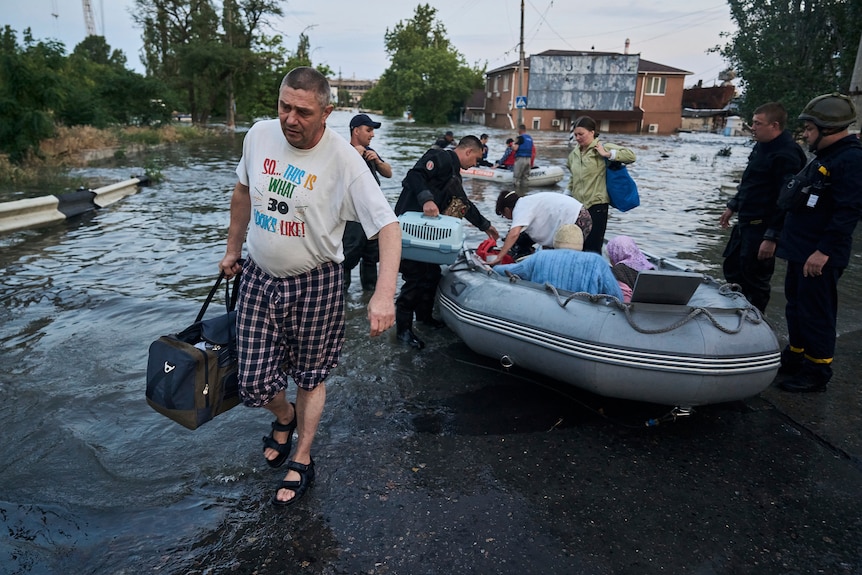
left=606, top=235, right=654, bottom=302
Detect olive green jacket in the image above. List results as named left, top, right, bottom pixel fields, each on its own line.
left=566, top=139, right=636, bottom=209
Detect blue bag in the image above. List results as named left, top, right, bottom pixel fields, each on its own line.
left=605, top=159, right=639, bottom=212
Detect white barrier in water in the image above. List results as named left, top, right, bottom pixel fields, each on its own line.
left=0, top=177, right=148, bottom=234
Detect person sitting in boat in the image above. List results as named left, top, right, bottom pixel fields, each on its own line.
left=606, top=235, right=655, bottom=303
left=493, top=139, right=516, bottom=169
left=492, top=224, right=623, bottom=298
left=477, top=134, right=494, bottom=167
left=489, top=190, right=593, bottom=263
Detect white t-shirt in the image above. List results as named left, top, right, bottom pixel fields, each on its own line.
left=511, top=192, right=584, bottom=247
left=236, top=120, right=397, bottom=278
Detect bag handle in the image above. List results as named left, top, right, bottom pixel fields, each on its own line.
left=194, top=259, right=243, bottom=323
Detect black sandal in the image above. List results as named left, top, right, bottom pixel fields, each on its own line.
left=262, top=402, right=296, bottom=469
left=271, top=459, right=315, bottom=507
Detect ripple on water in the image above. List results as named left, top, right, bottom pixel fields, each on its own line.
left=5, top=115, right=862, bottom=572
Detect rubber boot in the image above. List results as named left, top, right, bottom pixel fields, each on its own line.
left=396, top=321, right=425, bottom=349
left=779, top=359, right=831, bottom=393
left=777, top=345, right=804, bottom=376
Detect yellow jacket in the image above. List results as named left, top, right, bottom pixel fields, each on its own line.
left=566, top=139, right=636, bottom=209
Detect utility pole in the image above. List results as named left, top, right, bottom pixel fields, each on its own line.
left=850, top=33, right=862, bottom=134
left=225, top=0, right=236, bottom=129
left=517, top=0, right=525, bottom=128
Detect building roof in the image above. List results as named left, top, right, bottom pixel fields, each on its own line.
left=637, top=59, right=691, bottom=76
left=486, top=51, right=691, bottom=76
left=682, top=84, right=736, bottom=109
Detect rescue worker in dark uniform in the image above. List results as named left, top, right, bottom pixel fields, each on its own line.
left=394, top=135, right=499, bottom=349
left=776, top=93, right=862, bottom=392
left=719, top=102, right=807, bottom=313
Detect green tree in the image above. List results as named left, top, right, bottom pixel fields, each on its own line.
left=59, top=35, right=173, bottom=127
left=133, top=0, right=285, bottom=123
left=236, top=31, right=334, bottom=120
left=363, top=4, right=484, bottom=124
left=715, top=0, right=862, bottom=120
left=0, top=27, right=63, bottom=162
left=337, top=87, right=351, bottom=107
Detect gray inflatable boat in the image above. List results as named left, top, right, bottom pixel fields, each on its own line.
left=436, top=249, right=780, bottom=408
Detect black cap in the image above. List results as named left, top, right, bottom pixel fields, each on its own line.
left=350, top=113, right=381, bottom=129
left=445, top=130, right=454, bottom=137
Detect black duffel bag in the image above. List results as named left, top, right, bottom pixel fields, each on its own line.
left=146, top=266, right=243, bottom=430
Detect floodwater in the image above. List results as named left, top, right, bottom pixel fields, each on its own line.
left=2, top=111, right=862, bottom=574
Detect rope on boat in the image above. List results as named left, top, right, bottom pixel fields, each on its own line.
left=455, top=250, right=765, bottom=335
left=537, top=280, right=764, bottom=335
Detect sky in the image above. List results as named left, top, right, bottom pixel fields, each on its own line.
left=6, top=0, right=738, bottom=88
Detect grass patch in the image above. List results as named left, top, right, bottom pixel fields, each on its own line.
left=0, top=124, right=217, bottom=187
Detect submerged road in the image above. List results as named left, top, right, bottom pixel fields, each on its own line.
left=180, top=296, right=862, bottom=575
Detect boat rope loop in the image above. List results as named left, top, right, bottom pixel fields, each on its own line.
left=536, top=281, right=763, bottom=335
left=619, top=304, right=752, bottom=335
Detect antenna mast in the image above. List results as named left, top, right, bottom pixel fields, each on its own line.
left=82, top=0, right=96, bottom=36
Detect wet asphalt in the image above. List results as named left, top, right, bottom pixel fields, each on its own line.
left=183, top=287, right=862, bottom=575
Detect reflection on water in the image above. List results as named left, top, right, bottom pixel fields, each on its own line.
left=1, top=111, right=860, bottom=572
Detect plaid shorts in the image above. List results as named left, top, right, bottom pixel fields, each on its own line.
left=236, top=258, right=345, bottom=407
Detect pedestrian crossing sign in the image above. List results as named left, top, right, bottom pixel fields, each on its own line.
left=516, top=96, right=527, bottom=108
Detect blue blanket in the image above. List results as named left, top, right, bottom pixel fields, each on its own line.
left=494, top=250, right=623, bottom=299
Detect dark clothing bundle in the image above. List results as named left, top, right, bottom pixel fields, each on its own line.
left=395, top=148, right=491, bottom=327
left=722, top=130, right=806, bottom=312
left=611, top=262, right=639, bottom=289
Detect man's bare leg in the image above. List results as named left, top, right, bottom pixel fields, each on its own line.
left=263, top=390, right=296, bottom=464
left=275, top=383, right=326, bottom=503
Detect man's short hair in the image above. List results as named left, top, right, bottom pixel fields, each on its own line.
left=280, top=67, right=330, bottom=109
left=457, top=135, right=483, bottom=152
left=753, top=102, right=788, bottom=130
left=495, top=190, right=519, bottom=216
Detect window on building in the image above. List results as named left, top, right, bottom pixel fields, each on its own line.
left=493, top=76, right=499, bottom=94
left=645, top=76, right=666, bottom=95
left=503, top=75, right=509, bottom=92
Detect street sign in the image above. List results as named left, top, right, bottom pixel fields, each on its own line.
left=515, top=96, right=527, bottom=109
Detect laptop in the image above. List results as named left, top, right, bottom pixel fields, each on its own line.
left=630, top=269, right=703, bottom=305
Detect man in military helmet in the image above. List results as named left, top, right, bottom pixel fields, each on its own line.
left=775, top=93, right=862, bottom=392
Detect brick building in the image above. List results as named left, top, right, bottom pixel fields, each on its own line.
left=482, top=50, right=691, bottom=135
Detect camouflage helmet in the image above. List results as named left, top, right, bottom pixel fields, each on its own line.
left=798, top=92, right=857, bottom=129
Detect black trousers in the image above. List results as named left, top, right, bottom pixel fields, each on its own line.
left=395, top=259, right=441, bottom=327
left=784, top=260, right=842, bottom=364
left=583, top=203, right=608, bottom=254
left=722, top=223, right=775, bottom=313
left=342, top=221, right=379, bottom=290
